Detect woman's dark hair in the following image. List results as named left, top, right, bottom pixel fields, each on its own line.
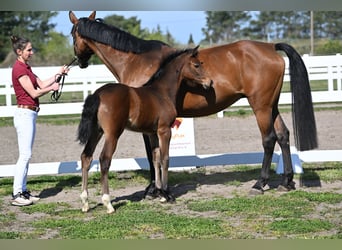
left=10, top=35, right=30, bottom=55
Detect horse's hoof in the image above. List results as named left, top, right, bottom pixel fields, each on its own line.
left=81, top=207, right=89, bottom=213
left=277, top=185, right=290, bottom=192
left=159, top=196, right=175, bottom=203
left=144, top=184, right=159, bottom=200
left=159, top=197, right=168, bottom=203
left=249, top=188, right=264, bottom=196
left=277, top=182, right=296, bottom=192
left=288, top=181, right=296, bottom=190
left=144, top=193, right=156, bottom=200
left=107, top=207, right=115, bottom=214
left=158, top=189, right=175, bottom=203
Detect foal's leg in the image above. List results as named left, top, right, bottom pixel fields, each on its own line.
left=158, top=127, right=175, bottom=202
left=148, top=134, right=162, bottom=196
left=80, top=131, right=102, bottom=212
left=251, top=108, right=277, bottom=194
left=99, top=135, right=118, bottom=214
left=274, top=114, right=295, bottom=191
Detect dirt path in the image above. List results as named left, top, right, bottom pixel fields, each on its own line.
left=1, top=110, right=342, bottom=165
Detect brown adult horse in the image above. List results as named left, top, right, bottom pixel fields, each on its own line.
left=77, top=47, right=212, bottom=212
left=70, top=11, right=318, bottom=200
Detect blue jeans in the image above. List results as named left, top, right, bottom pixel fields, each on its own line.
left=13, top=107, right=37, bottom=195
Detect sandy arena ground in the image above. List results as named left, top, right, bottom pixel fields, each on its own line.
left=1, top=110, right=341, bottom=165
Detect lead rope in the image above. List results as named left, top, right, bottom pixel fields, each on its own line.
left=51, top=73, right=66, bottom=102
left=51, top=57, right=77, bottom=102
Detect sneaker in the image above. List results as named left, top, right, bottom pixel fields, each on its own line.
left=11, top=192, right=33, bottom=206
left=22, top=190, right=40, bottom=203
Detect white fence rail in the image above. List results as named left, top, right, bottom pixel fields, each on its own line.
left=1, top=54, right=342, bottom=177
left=1, top=54, right=342, bottom=118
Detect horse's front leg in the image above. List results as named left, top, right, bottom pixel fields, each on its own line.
left=148, top=134, right=162, bottom=198
left=158, top=128, right=175, bottom=202
left=142, top=134, right=158, bottom=199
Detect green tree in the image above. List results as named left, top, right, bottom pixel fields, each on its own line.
left=0, top=11, right=58, bottom=63
left=315, top=40, right=342, bottom=55
left=188, top=34, right=195, bottom=46
left=313, top=11, right=342, bottom=39
left=103, top=13, right=178, bottom=47
left=202, top=11, right=251, bottom=44
left=39, top=31, right=74, bottom=66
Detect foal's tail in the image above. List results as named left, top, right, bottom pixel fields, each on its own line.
left=77, top=93, right=100, bottom=145
left=275, top=43, right=318, bottom=151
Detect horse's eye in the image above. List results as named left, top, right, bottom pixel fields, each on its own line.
left=193, top=63, right=200, bottom=68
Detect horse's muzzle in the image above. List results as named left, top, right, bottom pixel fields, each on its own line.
left=79, top=62, right=89, bottom=69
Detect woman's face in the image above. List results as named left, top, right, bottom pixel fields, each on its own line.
left=17, top=42, right=34, bottom=62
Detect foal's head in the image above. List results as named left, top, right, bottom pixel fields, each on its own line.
left=144, top=46, right=212, bottom=90
left=69, top=11, right=96, bottom=68
left=179, top=46, right=212, bottom=90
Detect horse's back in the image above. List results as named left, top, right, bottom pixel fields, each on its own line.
left=198, top=40, right=285, bottom=94
left=199, top=40, right=284, bottom=75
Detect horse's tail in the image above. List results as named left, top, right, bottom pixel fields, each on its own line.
left=275, top=43, right=318, bottom=151
left=77, top=93, right=100, bottom=145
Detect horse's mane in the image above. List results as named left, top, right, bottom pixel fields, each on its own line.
left=143, top=48, right=195, bottom=87
left=75, top=17, right=170, bottom=54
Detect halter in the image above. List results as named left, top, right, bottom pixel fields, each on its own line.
left=51, top=57, right=78, bottom=102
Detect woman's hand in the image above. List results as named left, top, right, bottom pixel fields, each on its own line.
left=58, top=65, right=70, bottom=75
left=51, top=82, right=60, bottom=91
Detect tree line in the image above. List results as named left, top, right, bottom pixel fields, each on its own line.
left=202, top=11, right=341, bottom=43
left=0, top=11, right=341, bottom=67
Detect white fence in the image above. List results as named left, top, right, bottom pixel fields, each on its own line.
left=1, top=54, right=342, bottom=118
left=0, top=54, right=342, bottom=177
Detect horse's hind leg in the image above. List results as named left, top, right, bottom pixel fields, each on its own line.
left=80, top=131, right=102, bottom=212
left=99, top=135, right=119, bottom=214
left=251, top=108, right=277, bottom=194
left=274, top=114, right=295, bottom=191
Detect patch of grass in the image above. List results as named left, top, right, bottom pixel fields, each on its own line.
left=0, top=212, right=16, bottom=226
left=187, top=195, right=313, bottom=219
left=301, top=162, right=342, bottom=182
left=284, top=190, right=342, bottom=204
left=0, top=161, right=341, bottom=239
left=0, top=231, right=23, bottom=239
left=21, top=202, right=72, bottom=215
left=0, top=174, right=82, bottom=196
left=268, top=218, right=334, bottom=234
left=36, top=114, right=81, bottom=125
left=32, top=202, right=226, bottom=239
left=88, top=170, right=149, bottom=189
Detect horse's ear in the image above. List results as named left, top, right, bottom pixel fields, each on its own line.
left=89, top=11, right=96, bottom=20
left=69, top=11, right=78, bottom=24
left=192, top=45, right=200, bottom=56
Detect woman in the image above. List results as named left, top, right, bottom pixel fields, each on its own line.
left=10, top=35, right=70, bottom=206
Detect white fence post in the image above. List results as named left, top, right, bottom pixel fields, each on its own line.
left=337, top=53, right=342, bottom=91
left=5, top=80, right=12, bottom=106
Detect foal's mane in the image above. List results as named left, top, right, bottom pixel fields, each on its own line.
left=143, top=48, right=195, bottom=87
left=74, top=17, right=170, bottom=54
